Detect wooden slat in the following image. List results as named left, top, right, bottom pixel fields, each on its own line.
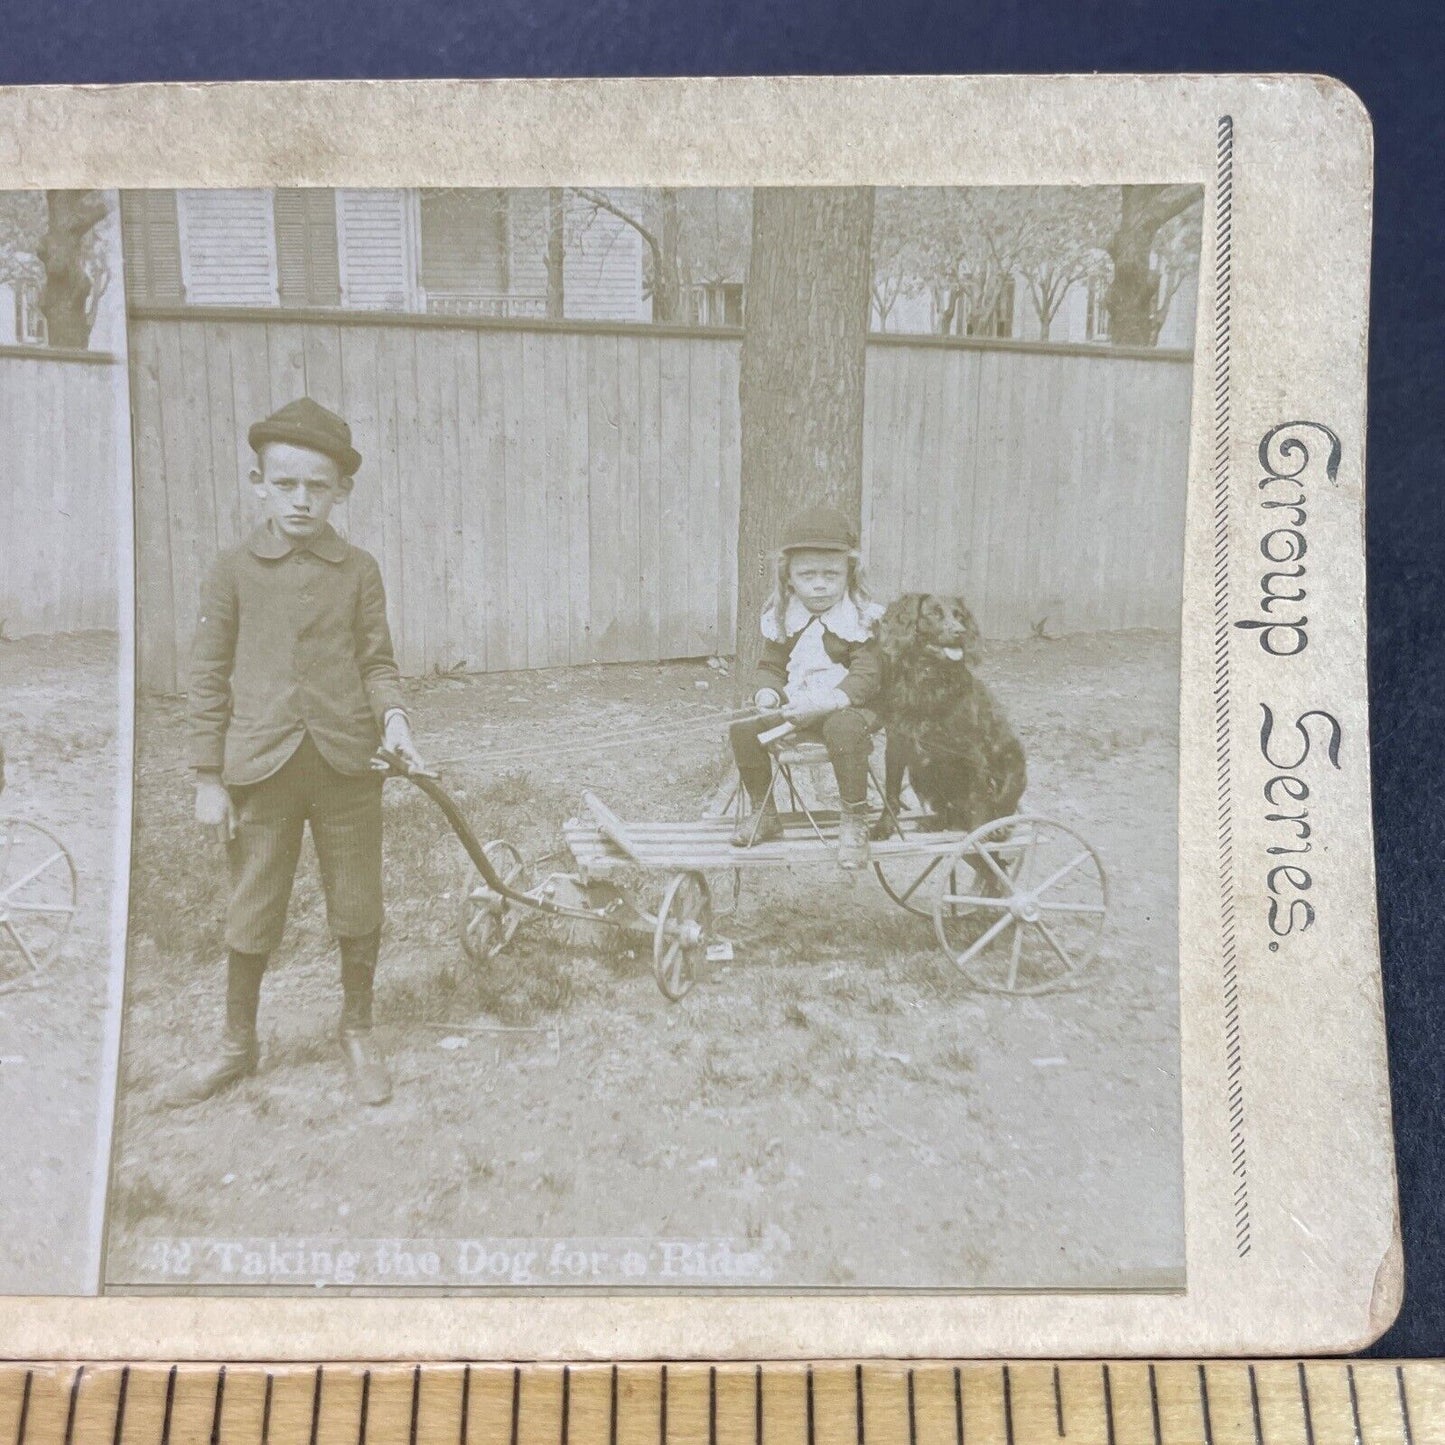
left=124, top=315, right=1196, bottom=691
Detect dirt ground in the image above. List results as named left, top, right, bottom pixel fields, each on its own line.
left=109, top=630, right=1183, bottom=1293
left=0, top=631, right=122, bottom=1294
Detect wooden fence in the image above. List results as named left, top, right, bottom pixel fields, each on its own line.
left=0, top=345, right=127, bottom=635
left=128, top=309, right=1195, bottom=693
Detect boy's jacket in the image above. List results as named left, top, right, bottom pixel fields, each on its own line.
left=188, top=523, right=405, bottom=785
left=753, top=594, right=883, bottom=710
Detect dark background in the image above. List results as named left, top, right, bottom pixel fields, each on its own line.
left=1, top=0, right=1439, bottom=1354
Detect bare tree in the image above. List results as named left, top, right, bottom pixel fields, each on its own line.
left=1012, top=188, right=1114, bottom=341
left=545, top=188, right=565, bottom=319
left=736, top=188, right=875, bottom=687
left=38, top=190, right=110, bottom=348
left=1104, top=185, right=1203, bottom=347
left=571, top=187, right=684, bottom=322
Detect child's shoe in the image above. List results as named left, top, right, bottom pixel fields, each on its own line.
left=836, top=803, right=871, bottom=870
left=339, top=1028, right=393, bottom=1106
left=731, top=800, right=783, bottom=847
left=161, top=1028, right=258, bottom=1108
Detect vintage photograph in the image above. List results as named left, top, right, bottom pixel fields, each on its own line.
left=105, top=182, right=1201, bottom=1293
left=0, top=189, right=131, bottom=1293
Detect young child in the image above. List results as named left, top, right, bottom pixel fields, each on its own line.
left=729, top=506, right=883, bottom=869
left=167, top=397, right=426, bottom=1110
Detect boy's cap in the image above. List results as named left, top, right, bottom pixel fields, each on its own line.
left=780, top=505, right=859, bottom=553
left=249, top=397, right=362, bottom=477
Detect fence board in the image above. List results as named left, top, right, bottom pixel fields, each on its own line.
left=127, top=313, right=1193, bottom=692
left=0, top=349, right=125, bottom=637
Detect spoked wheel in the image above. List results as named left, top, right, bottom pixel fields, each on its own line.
left=458, top=839, right=533, bottom=963
left=874, top=850, right=952, bottom=919
left=0, top=819, right=78, bottom=991
left=932, top=814, right=1107, bottom=994
left=653, top=871, right=712, bottom=1002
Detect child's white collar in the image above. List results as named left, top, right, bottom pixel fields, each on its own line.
left=761, top=593, right=882, bottom=643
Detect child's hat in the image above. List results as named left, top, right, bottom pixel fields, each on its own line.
left=248, top=397, right=362, bottom=477
left=780, top=505, right=858, bottom=554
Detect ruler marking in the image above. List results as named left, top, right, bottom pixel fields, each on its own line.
left=457, top=1368, right=469, bottom=1445
left=161, top=1367, right=178, bottom=1445
left=62, top=1370, right=82, bottom=1445
left=806, top=1367, right=815, bottom=1445
left=610, top=1366, right=618, bottom=1445
left=660, top=1364, right=668, bottom=1445
left=410, top=1368, right=421, bottom=1445
left=1101, top=1367, right=1116, bottom=1445
left=111, top=1368, right=129, bottom=1445
left=512, top=1368, right=523, bottom=1445
left=309, top=1369, right=324, bottom=1445
left=906, top=1370, right=916, bottom=1445
left=358, top=1372, right=371, bottom=1445
left=753, top=1367, right=762, bottom=1445
left=953, top=1368, right=963, bottom=1445
left=1248, top=1366, right=1263, bottom=1445
left=855, top=1365, right=864, bottom=1445
left=1002, top=1367, right=1015, bottom=1445
left=210, top=1368, right=226, bottom=1445
left=709, top=1369, right=717, bottom=1445
left=1148, top=1367, right=1162, bottom=1445
left=1198, top=1365, right=1215, bottom=1445
left=1347, top=1366, right=1363, bottom=1445
left=1298, top=1365, right=1315, bottom=1445
left=1396, top=1367, right=1414, bottom=1445
left=1052, top=1367, right=1065, bottom=1438
left=561, top=1367, right=570, bottom=1445
left=260, top=1377, right=273, bottom=1445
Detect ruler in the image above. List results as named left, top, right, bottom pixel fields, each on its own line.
left=0, top=1362, right=1430, bottom=1445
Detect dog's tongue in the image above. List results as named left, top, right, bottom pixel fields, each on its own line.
left=940, top=646, right=965, bottom=662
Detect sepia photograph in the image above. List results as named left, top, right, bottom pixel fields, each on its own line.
left=104, top=181, right=1201, bottom=1293
left=0, top=188, right=132, bottom=1294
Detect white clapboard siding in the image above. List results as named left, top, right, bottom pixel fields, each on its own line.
left=176, top=191, right=278, bottom=306
left=337, top=190, right=414, bottom=310
left=0, top=349, right=126, bottom=634
left=128, top=313, right=1193, bottom=692
left=564, top=204, right=646, bottom=321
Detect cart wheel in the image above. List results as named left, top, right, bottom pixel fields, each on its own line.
left=653, top=871, right=712, bottom=1002
left=0, top=819, right=78, bottom=990
left=458, top=840, right=532, bottom=963
left=932, top=815, right=1107, bottom=994
left=874, top=851, right=952, bottom=918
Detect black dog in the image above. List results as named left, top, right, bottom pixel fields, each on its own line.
left=872, top=593, right=1027, bottom=838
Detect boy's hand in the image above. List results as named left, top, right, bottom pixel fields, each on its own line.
left=195, top=774, right=237, bottom=844
left=754, top=687, right=783, bottom=713
left=379, top=711, right=430, bottom=775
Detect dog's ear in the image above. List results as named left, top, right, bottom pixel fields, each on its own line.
left=879, top=593, right=924, bottom=657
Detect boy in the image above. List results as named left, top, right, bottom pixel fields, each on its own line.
left=166, top=397, right=425, bottom=1110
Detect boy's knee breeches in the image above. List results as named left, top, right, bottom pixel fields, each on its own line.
left=224, top=733, right=384, bottom=955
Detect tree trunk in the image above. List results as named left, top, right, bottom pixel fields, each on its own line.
left=735, top=187, right=875, bottom=691
left=652, top=188, right=682, bottom=323
left=1105, top=184, right=1196, bottom=347
left=38, top=190, right=107, bottom=349
left=545, top=188, right=565, bottom=319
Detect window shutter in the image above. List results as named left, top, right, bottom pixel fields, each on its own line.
left=119, top=191, right=184, bottom=305
left=274, top=189, right=341, bottom=307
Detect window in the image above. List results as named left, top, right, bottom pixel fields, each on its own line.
left=418, top=190, right=509, bottom=312
left=274, top=189, right=342, bottom=308
left=119, top=191, right=185, bottom=306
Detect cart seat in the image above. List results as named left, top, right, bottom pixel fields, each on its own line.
left=769, top=739, right=832, bottom=768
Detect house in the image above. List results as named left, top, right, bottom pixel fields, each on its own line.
left=119, top=189, right=647, bottom=323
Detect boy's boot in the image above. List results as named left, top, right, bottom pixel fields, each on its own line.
left=836, top=802, right=872, bottom=871
left=730, top=766, right=783, bottom=848
left=339, top=929, right=391, bottom=1106
left=162, top=950, right=265, bottom=1108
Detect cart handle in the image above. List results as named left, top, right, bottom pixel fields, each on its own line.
left=373, top=747, right=535, bottom=907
